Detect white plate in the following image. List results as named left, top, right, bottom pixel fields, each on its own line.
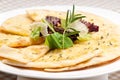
left=0, top=6, right=120, bottom=79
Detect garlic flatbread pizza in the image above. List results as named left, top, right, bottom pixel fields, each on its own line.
left=0, top=5, right=120, bottom=72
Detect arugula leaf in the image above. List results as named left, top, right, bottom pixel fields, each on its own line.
left=45, top=32, right=73, bottom=49
left=30, top=27, right=41, bottom=40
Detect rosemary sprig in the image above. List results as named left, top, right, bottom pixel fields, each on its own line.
left=63, top=5, right=86, bottom=30
left=61, top=5, right=86, bottom=48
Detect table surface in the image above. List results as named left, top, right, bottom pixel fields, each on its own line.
left=0, top=0, right=120, bottom=80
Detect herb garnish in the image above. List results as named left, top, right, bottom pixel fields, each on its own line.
left=31, top=5, right=86, bottom=49
left=41, top=19, right=73, bottom=49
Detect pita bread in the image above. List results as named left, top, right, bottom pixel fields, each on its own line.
left=0, top=45, right=49, bottom=63
left=0, top=14, right=33, bottom=36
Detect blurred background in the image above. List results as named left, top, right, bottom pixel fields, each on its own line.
left=0, top=0, right=120, bottom=80
left=0, top=0, right=120, bottom=13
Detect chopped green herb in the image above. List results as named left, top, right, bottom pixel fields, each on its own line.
left=109, top=42, right=113, bottom=45
left=100, top=36, right=104, bottom=39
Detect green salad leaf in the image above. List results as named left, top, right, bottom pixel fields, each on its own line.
left=30, top=26, right=41, bottom=41
left=45, top=32, right=73, bottom=49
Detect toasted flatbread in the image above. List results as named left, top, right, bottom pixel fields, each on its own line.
left=0, top=45, right=49, bottom=63
left=0, top=14, right=33, bottom=36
